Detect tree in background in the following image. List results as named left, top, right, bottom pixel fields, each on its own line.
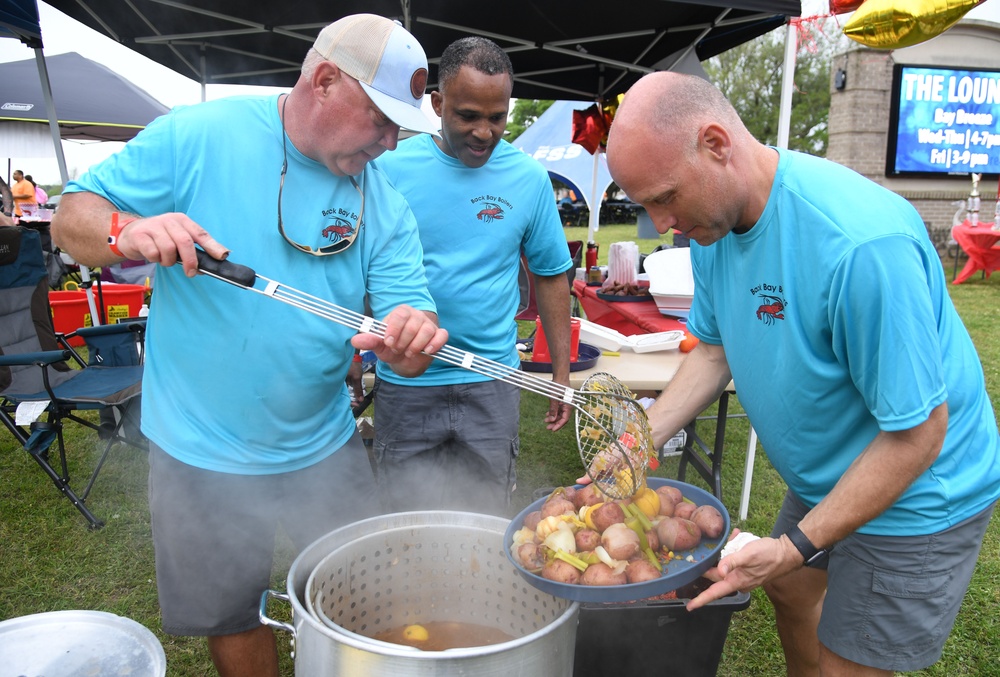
left=506, top=99, right=554, bottom=142
left=705, top=18, right=848, bottom=157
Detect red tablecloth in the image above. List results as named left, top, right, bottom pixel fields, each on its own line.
left=572, top=279, right=686, bottom=335
left=952, top=221, right=1000, bottom=284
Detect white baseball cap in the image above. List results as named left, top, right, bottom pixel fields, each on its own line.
left=313, top=14, right=439, bottom=136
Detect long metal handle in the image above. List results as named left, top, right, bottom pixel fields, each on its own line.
left=194, top=249, right=600, bottom=407
left=197, top=250, right=647, bottom=496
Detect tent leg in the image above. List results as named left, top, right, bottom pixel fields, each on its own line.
left=80, top=265, right=103, bottom=326
left=33, top=48, right=70, bottom=187
left=739, top=427, right=758, bottom=521
left=586, top=150, right=600, bottom=243
left=776, top=21, right=797, bottom=151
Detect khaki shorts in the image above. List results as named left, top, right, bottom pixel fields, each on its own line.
left=772, top=490, right=995, bottom=671
left=148, top=436, right=380, bottom=636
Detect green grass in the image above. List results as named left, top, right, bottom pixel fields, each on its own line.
left=1, top=224, right=997, bottom=676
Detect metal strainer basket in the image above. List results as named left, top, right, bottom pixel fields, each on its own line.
left=303, top=511, right=575, bottom=650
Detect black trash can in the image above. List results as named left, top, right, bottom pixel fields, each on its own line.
left=573, top=578, right=751, bottom=677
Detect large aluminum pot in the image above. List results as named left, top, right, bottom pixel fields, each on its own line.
left=261, top=511, right=579, bottom=676
left=0, top=610, right=166, bottom=677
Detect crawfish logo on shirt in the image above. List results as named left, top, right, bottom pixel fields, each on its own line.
left=749, top=283, right=787, bottom=326
left=320, top=205, right=361, bottom=244
left=470, top=194, right=513, bottom=224
left=321, top=218, right=355, bottom=243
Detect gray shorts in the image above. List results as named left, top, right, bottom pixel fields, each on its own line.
left=148, top=435, right=380, bottom=636
left=772, top=490, right=996, bottom=671
left=373, top=378, right=519, bottom=516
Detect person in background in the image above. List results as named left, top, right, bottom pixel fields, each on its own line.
left=51, top=14, right=446, bottom=677
left=372, top=36, right=574, bottom=516
left=606, top=72, right=1000, bottom=676
left=11, top=169, right=37, bottom=218
left=27, top=175, right=48, bottom=207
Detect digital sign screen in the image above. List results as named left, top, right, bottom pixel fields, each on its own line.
left=886, top=64, right=1000, bottom=178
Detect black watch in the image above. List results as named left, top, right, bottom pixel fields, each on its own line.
left=784, top=524, right=830, bottom=567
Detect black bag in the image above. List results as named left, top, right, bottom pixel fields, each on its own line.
left=44, top=249, right=69, bottom=289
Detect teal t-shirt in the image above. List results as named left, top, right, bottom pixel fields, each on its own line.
left=66, top=95, right=436, bottom=474
left=374, top=134, right=572, bottom=385
left=688, top=148, right=1000, bottom=534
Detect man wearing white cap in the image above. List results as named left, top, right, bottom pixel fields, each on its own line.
left=52, top=14, right=446, bottom=676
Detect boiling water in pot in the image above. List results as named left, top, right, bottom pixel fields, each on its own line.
left=372, top=621, right=515, bottom=651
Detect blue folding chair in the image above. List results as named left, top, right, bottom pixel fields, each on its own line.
left=0, top=227, right=145, bottom=529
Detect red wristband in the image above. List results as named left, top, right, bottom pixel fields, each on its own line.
left=353, top=353, right=363, bottom=363
left=108, top=212, right=138, bottom=258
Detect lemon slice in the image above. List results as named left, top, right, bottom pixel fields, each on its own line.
left=403, top=624, right=429, bottom=642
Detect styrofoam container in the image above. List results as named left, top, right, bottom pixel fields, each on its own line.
left=577, top=319, right=683, bottom=353
left=628, top=329, right=685, bottom=352
left=577, top=319, right=626, bottom=351
left=644, top=248, right=694, bottom=294
left=651, top=292, right=694, bottom=319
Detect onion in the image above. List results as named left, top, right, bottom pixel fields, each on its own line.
left=511, top=527, right=537, bottom=548
left=594, top=546, right=627, bottom=576
left=543, top=525, right=577, bottom=554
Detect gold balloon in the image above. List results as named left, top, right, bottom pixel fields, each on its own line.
left=843, top=0, right=981, bottom=49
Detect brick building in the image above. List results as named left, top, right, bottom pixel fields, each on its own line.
left=826, top=19, right=1000, bottom=251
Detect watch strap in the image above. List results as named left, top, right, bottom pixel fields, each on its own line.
left=784, top=524, right=829, bottom=567
left=108, top=212, right=138, bottom=258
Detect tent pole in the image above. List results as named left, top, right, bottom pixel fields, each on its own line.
left=32, top=47, right=103, bottom=325
left=586, top=150, right=600, bottom=243
left=32, top=48, right=69, bottom=187
left=200, top=49, right=208, bottom=102
left=776, top=20, right=797, bottom=150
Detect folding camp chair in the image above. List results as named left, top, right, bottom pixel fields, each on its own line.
left=0, top=226, right=146, bottom=529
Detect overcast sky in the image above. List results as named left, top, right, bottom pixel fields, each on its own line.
left=3, top=0, right=999, bottom=185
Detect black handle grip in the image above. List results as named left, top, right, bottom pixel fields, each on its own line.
left=196, top=249, right=257, bottom=287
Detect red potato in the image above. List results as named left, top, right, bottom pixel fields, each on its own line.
left=656, top=517, right=702, bottom=552
left=572, top=484, right=604, bottom=509
left=656, top=491, right=676, bottom=517
left=575, top=528, right=601, bottom=552
left=625, top=558, right=661, bottom=584
left=541, top=558, right=581, bottom=585
left=690, top=504, right=725, bottom=539
left=516, top=543, right=546, bottom=572
left=523, top=510, right=542, bottom=532
left=561, top=486, right=577, bottom=505
left=591, top=502, right=626, bottom=533
left=656, top=485, right=683, bottom=506
left=541, top=496, right=576, bottom=518
left=601, top=522, right=641, bottom=561
left=673, top=501, right=696, bottom=520
left=645, top=528, right=660, bottom=553
left=580, top=562, right=627, bottom=586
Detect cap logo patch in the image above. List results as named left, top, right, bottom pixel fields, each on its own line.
left=410, top=68, right=428, bottom=100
